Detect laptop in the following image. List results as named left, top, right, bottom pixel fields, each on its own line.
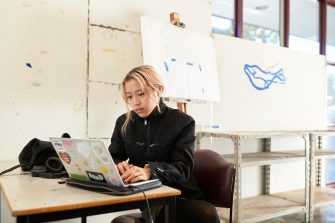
left=49, top=137, right=160, bottom=190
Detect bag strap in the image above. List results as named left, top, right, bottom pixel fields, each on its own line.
left=0, top=164, right=21, bottom=176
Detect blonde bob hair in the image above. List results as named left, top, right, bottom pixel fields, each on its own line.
left=121, top=65, right=165, bottom=134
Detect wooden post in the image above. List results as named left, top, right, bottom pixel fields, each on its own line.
left=170, top=12, right=187, bottom=113
left=177, top=102, right=187, bottom=113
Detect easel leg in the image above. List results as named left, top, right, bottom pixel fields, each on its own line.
left=177, top=102, right=187, bottom=113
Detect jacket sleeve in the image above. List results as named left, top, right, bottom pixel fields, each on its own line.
left=149, top=118, right=195, bottom=185
left=108, top=116, right=128, bottom=164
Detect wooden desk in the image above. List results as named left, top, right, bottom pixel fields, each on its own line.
left=0, top=161, right=180, bottom=223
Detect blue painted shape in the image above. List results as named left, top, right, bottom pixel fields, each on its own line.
left=198, top=64, right=202, bottom=71
left=171, top=58, right=176, bottom=62
left=164, top=62, right=169, bottom=71
left=186, top=62, right=193, bottom=66
left=26, top=63, right=32, bottom=68
left=211, top=124, right=220, bottom=129
left=244, top=64, right=286, bottom=90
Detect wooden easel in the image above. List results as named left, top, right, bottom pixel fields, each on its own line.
left=177, top=102, right=187, bottom=113
left=170, top=12, right=187, bottom=113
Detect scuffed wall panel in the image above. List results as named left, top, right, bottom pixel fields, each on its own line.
left=0, top=1, right=87, bottom=160
left=88, top=82, right=125, bottom=138
left=90, top=0, right=212, bottom=35
left=89, top=26, right=142, bottom=83
left=88, top=26, right=142, bottom=138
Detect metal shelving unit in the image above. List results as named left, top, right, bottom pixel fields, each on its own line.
left=195, top=130, right=312, bottom=223
left=309, top=131, right=335, bottom=221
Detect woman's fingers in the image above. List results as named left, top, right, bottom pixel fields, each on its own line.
left=130, top=174, right=145, bottom=183
left=116, top=162, right=145, bottom=183
left=117, top=161, right=131, bottom=174
left=122, top=168, right=137, bottom=183
left=122, top=166, right=146, bottom=183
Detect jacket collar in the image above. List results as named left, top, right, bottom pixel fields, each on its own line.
left=132, top=100, right=167, bottom=123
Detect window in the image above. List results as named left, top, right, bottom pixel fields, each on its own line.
left=212, top=16, right=233, bottom=35
left=289, top=0, right=319, bottom=54
left=243, top=0, right=280, bottom=45
left=327, top=66, right=335, bottom=123
left=211, top=0, right=234, bottom=36
left=327, top=5, right=335, bottom=123
left=327, top=5, right=335, bottom=62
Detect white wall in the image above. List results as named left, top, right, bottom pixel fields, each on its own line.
left=0, top=0, right=88, bottom=160
left=0, top=1, right=213, bottom=222
left=0, top=0, right=213, bottom=160
left=0, top=0, right=317, bottom=222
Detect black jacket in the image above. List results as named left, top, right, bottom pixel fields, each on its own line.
left=109, top=102, right=203, bottom=199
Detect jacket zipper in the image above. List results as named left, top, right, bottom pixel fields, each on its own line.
left=144, top=119, right=150, bottom=151
left=144, top=119, right=171, bottom=176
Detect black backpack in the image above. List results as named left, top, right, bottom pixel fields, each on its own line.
left=19, top=138, right=57, bottom=171
left=0, top=133, right=70, bottom=178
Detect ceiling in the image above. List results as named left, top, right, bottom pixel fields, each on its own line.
left=212, top=0, right=335, bottom=46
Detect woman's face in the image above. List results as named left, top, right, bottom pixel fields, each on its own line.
left=124, top=79, right=159, bottom=118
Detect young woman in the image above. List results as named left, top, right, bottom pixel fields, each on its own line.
left=109, top=65, right=220, bottom=223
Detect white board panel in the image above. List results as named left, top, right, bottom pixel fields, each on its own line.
left=89, top=26, right=142, bottom=83
left=88, top=82, right=126, bottom=138
left=141, top=16, right=220, bottom=102
left=0, top=0, right=87, bottom=160
left=213, top=35, right=327, bottom=131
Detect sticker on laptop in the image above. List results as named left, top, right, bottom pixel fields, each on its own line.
left=86, top=171, right=107, bottom=183
left=92, top=141, right=110, bottom=165
left=77, top=141, right=91, bottom=159
left=58, top=151, right=71, bottom=164
left=52, top=138, right=65, bottom=151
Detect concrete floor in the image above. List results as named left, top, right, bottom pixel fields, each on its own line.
left=258, top=205, right=335, bottom=223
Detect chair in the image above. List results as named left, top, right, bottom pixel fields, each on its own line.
left=194, top=149, right=236, bottom=223
left=111, top=149, right=236, bottom=223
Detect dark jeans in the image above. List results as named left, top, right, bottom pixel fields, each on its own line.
left=156, top=197, right=220, bottom=223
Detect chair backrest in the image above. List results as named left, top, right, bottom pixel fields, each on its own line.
left=194, top=149, right=236, bottom=215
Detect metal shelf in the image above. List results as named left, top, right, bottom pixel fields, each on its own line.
left=314, top=149, right=335, bottom=159
left=310, top=131, right=335, bottom=220
left=312, top=186, right=335, bottom=208
left=196, top=130, right=335, bottom=223
left=224, top=150, right=306, bottom=167
left=196, top=130, right=310, bottom=223
left=217, top=190, right=305, bottom=223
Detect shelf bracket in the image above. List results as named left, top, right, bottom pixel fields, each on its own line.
left=262, top=138, right=271, bottom=195
left=231, top=135, right=242, bottom=223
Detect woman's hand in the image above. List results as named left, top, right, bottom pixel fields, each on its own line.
left=121, top=164, right=152, bottom=183
left=116, top=161, right=133, bottom=175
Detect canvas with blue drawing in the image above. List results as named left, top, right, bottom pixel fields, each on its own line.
left=141, top=16, right=220, bottom=102
left=244, top=64, right=287, bottom=90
